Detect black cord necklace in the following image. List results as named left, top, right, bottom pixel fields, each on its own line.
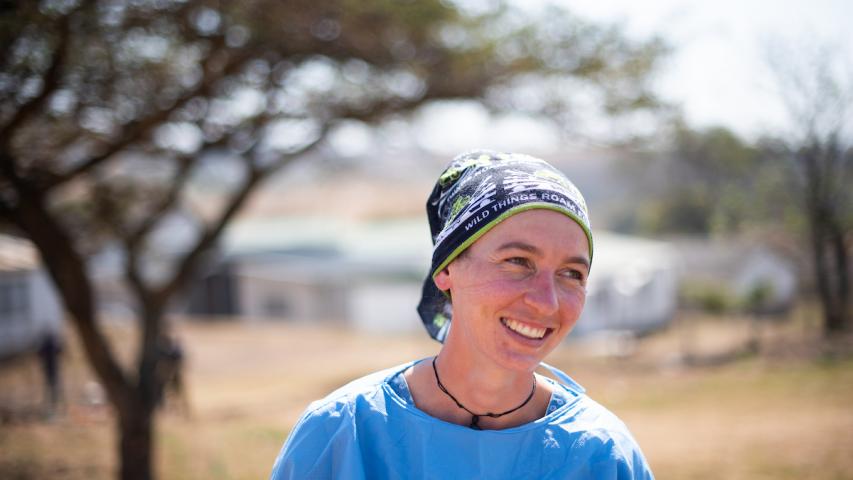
left=431, top=356, right=536, bottom=430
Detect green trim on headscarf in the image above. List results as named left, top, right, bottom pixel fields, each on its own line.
left=430, top=202, right=594, bottom=281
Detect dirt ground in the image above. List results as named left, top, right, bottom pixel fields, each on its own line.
left=2, top=310, right=852, bottom=480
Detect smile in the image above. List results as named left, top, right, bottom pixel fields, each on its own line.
left=500, top=318, right=550, bottom=340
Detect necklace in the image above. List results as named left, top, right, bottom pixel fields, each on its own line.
left=431, top=356, right=536, bottom=430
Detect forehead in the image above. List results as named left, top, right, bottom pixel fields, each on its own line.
left=468, top=209, right=590, bottom=259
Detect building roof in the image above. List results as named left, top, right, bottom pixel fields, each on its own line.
left=0, top=234, right=40, bottom=272
left=223, top=216, right=433, bottom=264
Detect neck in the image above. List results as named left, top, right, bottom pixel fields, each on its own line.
left=434, top=342, right=535, bottom=414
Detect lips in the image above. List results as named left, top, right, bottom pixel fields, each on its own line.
left=500, top=317, right=551, bottom=340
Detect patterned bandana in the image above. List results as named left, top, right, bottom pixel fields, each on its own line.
left=416, top=150, right=593, bottom=342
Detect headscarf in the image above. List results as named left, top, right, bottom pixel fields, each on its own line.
left=416, top=150, right=593, bottom=342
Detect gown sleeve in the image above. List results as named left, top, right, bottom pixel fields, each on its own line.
left=269, top=399, right=367, bottom=480
left=586, top=427, right=655, bottom=480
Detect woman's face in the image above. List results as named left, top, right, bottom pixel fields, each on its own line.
left=435, top=209, right=590, bottom=372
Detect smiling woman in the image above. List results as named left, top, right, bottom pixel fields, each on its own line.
left=269, top=151, right=654, bottom=479
left=433, top=210, right=590, bottom=376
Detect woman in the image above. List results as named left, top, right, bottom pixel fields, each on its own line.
left=270, top=150, right=654, bottom=479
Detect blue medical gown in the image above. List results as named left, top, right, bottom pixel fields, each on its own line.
left=270, top=361, right=654, bottom=479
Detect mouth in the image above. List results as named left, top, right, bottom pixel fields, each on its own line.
left=500, top=317, right=553, bottom=341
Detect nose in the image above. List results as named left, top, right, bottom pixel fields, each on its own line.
left=523, top=270, right=560, bottom=316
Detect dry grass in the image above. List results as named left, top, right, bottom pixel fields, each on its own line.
left=2, top=311, right=852, bottom=480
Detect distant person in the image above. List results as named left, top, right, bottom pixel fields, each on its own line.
left=38, top=331, right=63, bottom=416
left=156, top=336, right=190, bottom=417
left=270, top=151, right=654, bottom=479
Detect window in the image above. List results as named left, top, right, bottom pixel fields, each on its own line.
left=0, top=274, right=29, bottom=321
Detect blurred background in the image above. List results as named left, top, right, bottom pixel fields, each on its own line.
left=1, top=0, right=851, bottom=479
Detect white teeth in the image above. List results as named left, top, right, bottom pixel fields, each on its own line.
left=502, top=318, right=547, bottom=339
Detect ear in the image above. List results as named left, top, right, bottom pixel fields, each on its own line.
left=433, top=268, right=452, bottom=291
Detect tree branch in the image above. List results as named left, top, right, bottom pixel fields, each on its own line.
left=0, top=10, right=73, bottom=149
left=125, top=156, right=196, bottom=251
left=0, top=2, right=41, bottom=71
left=44, top=47, right=257, bottom=190
left=152, top=126, right=329, bottom=307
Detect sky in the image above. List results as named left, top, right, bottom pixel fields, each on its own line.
left=406, top=0, right=853, bottom=156
left=556, top=0, right=853, bottom=137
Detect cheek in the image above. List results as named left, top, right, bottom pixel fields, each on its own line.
left=452, top=281, right=526, bottom=327
left=456, top=273, right=527, bottom=302
left=560, top=290, right=586, bottom=320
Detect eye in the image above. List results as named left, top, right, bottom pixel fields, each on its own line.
left=559, top=268, right=585, bottom=282
left=505, top=257, right=532, bottom=268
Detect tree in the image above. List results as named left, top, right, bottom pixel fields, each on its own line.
left=0, top=1, right=664, bottom=478
left=763, top=40, right=852, bottom=335
left=631, top=123, right=767, bottom=235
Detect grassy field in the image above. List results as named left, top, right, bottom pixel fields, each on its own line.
left=1, top=311, right=852, bottom=479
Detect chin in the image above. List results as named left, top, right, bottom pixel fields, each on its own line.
left=492, top=349, right=549, bottom=373
left=495, top=330, right=572, bottom=370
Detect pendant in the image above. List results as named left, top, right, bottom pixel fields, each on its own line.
left=469, top=415, right=481, bottom=430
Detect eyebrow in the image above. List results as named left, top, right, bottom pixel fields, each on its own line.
left=496, top=241, right=590, bottom=268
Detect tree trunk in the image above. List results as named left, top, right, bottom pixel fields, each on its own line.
left=809, top=217, right=848, bottom=336
left=821, top=220, right=850, bottom=334
left=829, top=220, right=851, bottom=332
left=119, top=406, right=155, bottom=480
left=118, top=302, right=173, bottom=480
left=810, top=219, right=834, bottom=334
left=800, top=146, right=851, bottom=336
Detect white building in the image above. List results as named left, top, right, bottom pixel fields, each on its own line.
left=576, top=233, right=678, bottom=335
left=185, top=217, right=678, bottom=337
left=0, top=235, right=63, bottom=357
